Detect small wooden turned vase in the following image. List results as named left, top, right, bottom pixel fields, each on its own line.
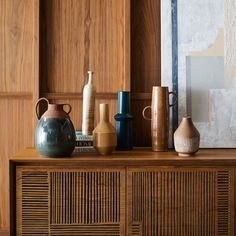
left=93, top=104, right=117, bottom=155
left=174, top=116, right=200, bottom=157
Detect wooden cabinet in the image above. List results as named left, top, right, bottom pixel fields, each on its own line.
left=10, top=148, right=235, bottom=235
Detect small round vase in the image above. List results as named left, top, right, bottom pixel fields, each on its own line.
left=174, top=116, right=200, bottom=157
left=93, top=104, right=117, bottom=155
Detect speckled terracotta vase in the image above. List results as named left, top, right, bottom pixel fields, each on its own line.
left=174, top=116, right=200, bottom=157
left=93, top=104, right=117, bottom=155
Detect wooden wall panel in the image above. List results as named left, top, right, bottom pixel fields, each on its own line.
left=0, top=99, right=33, bottom=230
left=132, top=100, right=151, bottom=146
left=0, top=0, right=39, bottom=230
left=40, top=0, right=130, bottom=93
left=131, top=0, right=161, bottom=146
left=0, top=0, right=36, bottom=93
left=131, top=0, right=161, bottom=92
left=128, top=168, right=234, bottom=236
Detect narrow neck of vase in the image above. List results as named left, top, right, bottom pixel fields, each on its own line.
left=48, top=104, right=63, bottom=111
left=87, top=71, right=93, bottom=84
left=181, top=116, right=193, bottom=124
left=118, top=91, right=130, bottom=114
left=100, top=103, right=109, bottom=122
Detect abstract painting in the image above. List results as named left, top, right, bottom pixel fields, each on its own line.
left=161, top=0, right=236, bottom=147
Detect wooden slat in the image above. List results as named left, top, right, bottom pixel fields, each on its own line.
left=15, top=168, right=126, bottom=236
left=16, top=170, right=49, bottom=235
left=128, top=167, right=234, bottom=236
left=0, top=92, right=32, bottom=99
left=41, top=92, right=152, bottom=100
left=41, top=92, right=117, bottom=100
left=50, top=224, right=120, bottom=236
left=50, top=171, right=122, bottom=225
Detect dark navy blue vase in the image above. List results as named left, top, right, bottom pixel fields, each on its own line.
left=114, top=91, right=133, bottom=150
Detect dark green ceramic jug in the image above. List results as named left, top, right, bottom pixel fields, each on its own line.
left=35, top=98, right=76, bottom=157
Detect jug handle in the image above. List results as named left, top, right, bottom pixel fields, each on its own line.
left=142, top=106, right=152, bottom=120
left=169, top=91, right=178, bottom=107
left=35, top=97, right=49, bottom=120
left=63, top=104, right=72, bottom=115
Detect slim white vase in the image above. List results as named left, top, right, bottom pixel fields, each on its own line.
left=82, top=71, right=96, bottom=135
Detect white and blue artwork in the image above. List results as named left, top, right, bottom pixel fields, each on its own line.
left=162, top=0, right=236, bottom=147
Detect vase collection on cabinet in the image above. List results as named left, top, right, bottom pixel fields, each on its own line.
left=35, top=71, right=200, bottom=157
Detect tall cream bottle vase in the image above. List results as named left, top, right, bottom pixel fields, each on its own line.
left=82, top=71, right=96, bottom=135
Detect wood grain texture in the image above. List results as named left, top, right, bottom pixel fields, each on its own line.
left=50, top=224, right=121, bottom=236
left=40, top=0, right=130, bottom=93
left=131, top=0, right=161, bottom=93
left=32, top=0, right=40, bottom=136
left=0, top=99, right=34, bottom=229
left=128, top=168, right=234, bottom=236
left=0, top=0, right=39, bottom=230
left=11, top=148, right=236, bottom=167
left=11, top=149, right=236, bottom=235
left=132, top=100, right=151, bottom=146
left=0, top=0, right=36, bottom=92
left=17, top=170, right=49, bottom=235
left=15, top=167, right=126, bottom=236
left=0, top=230, right=9, bottom=236
left=131, top=0, right=161, bottom=146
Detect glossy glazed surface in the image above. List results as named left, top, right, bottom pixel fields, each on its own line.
left=115, top=91, right=133, bottom=150
left=35, top=117, right=76, bottom=157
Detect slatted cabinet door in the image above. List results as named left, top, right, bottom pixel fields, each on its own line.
left=127, top=167, right=234, bottom=236
left=16, top=167, right=126, bottom=236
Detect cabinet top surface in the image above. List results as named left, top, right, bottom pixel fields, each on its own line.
left=10, top=148, right=236, bottom=166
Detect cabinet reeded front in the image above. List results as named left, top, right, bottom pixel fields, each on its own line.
left=128, top=168, right=234, bottom=236
left=16, top=168, right=125, bottom=236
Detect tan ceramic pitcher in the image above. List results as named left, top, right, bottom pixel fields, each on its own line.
left=142, top=86, right=177, bottom=151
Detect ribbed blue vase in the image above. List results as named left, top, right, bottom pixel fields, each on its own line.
left=114, top=91, right=133, bottom=150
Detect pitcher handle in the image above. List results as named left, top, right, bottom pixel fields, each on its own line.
left=35, top=97, right=49, bottom=120
left=63, top=104, right=72, bottom=115
left=169, top=91, right=178, bottom=107
left=142, top=106, right=152, bottom=120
